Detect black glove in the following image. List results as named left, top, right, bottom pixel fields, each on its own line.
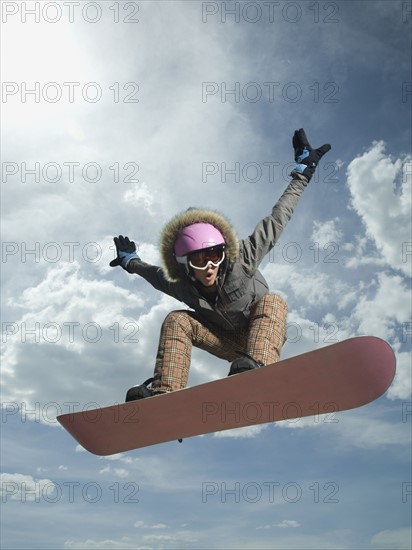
left=110, top=235, right=140, bottom=268
left=291, top=128, right=331, bottom=182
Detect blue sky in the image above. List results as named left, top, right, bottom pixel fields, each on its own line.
left=1, top=1, right=411, bottom=549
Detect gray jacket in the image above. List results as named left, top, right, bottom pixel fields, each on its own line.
left=127, top=177, right=308, bottom=331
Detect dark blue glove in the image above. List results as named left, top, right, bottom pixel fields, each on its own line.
left=110, top=235, right=140, bottom=268
left=291, top=128, right=331, bottom=182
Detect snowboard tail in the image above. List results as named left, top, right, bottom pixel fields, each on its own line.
left=57, top=336, right=396, bottom=455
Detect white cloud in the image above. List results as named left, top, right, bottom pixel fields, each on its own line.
left=386, top=349, right=411, bottom=400
left=346, top=141, right=411, bottom=277
left=0, top=472, right=55, bottom=502
left=346, top=272, right=411, bottom=400
left=123, top=182, right=155, bottom=214
left=311, top=218, right=343, bottom=247
left=257, top=520, right=301, bottom=530
left=134, top=521, right=167, bottom=529
left=262, top=263, right=350, bottom=309
left=350, top=272, right=410, bottom=341
left=213, top=423, right=269, bottom=439
left=276, top=520, right=301, bottom=529
left=64, top=539, right=150, bottom=550
left=277, top=407, right=411, bottom=450
left=1, top=261, right=147, bottom=410
left=371, top=528, right=412, bottom=550
left=7, top=261, right=145, bottom=346
left=217, top=530, right=359, bottom=550
left=142, top=531, right=199, bottom=544
left=334, top=411, right=411, bottom=449
left=98, top=465, right=129, bottom=478
left=98, top=453, right=135, bottom=464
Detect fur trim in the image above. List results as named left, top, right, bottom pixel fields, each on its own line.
left=160, top=208, right=239, bottom=282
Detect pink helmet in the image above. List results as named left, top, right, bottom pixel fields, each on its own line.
left=174, top=223, right=225, bottom=263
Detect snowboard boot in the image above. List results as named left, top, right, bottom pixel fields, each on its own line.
left=125, top=377, right=155, bottom=402
left=228, top=354, right=264, bottom=376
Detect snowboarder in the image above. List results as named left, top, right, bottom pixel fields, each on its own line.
left=110, top=129, right=331, bottom=401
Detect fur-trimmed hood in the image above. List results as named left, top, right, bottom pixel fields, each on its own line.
left=160, top=208, right=239, bottom=282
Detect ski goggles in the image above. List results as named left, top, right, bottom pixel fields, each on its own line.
left=188, top=247, right=225, bottom=270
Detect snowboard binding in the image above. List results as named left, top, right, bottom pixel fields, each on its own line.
left=125, top=377, right=155, bottom=402
left=228, top=353, right=264, bottom=376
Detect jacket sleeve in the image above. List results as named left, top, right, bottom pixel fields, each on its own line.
left=126, top=259, right=186, bottom=301
left=240, top=176, right=308, bottom=270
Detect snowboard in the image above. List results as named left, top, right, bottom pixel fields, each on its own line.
left=57, top=336, right=396, bottom=456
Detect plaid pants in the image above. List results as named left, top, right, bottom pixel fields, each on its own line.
left=152, top=294, right=288, bottom=394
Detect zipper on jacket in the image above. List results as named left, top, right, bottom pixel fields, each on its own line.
left=216, top=284, right=237, bottom=331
